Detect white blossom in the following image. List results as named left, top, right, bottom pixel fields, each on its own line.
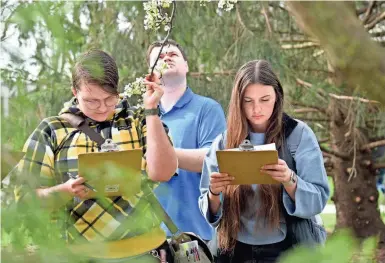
left=123, top=77, right=146, bottom=105
left=218, top=0, right=237, bottom=12
left=143, top=0, right=173, bottom=31
left=200, top=0, right=237, bottom=11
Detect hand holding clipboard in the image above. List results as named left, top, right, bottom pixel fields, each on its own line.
left=216, top=140, right=280, bottom=185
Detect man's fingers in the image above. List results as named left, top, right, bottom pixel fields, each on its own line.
left=72, top=185, right=86, bottom=193
left=145, top=73, right=160, bottom=83
left=73, top=177, right=85, bottom=185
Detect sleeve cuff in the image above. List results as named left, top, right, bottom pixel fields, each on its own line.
left=283, top=176, right=322, bottom=218
left=203, top=192, right=223, bottom=227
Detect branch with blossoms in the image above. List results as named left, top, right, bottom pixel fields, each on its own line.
left=123, top=0, right=176, bottom=107
left=124, top=0, right=238, bottom=107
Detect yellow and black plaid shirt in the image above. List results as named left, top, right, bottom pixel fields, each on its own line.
left=16, top=96, right=169, bottom=243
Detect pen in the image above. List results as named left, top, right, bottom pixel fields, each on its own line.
left=67, top=173, right=98, bottom=192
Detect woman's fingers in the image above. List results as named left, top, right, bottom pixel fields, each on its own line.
left=210, top=176, right=234, bottom=183
left=262, top=170, right=286, bottom=178
left=209, top=172, right=234, bottom=194
left=262, top=164, right=286, bottom=171
left=210, top=172, right=231, bottom=178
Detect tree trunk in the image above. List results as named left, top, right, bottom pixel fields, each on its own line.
left=286, top=1, right=385, bottom=104
left=328, top=97, right=385, bottom=256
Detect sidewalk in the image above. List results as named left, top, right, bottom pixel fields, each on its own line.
left=322, top=204, right=385, bottom=214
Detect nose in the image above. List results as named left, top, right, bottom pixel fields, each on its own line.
left=98, top=101, right=108, bottom=112
left=252, top=103, right=262, bottom=113
left=163, top=52, right=172, bottom=62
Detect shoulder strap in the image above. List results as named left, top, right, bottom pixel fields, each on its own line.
left=60, top=113, right=106, bottom=146
left=61, top=112, right=181, bottom=236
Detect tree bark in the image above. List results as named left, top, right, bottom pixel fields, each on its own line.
left=328, top=97, right=385, bottom=255
left=286, top=1, right=385, bottom=105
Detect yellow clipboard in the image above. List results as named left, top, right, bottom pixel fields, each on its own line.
left=78, top=149, right=142, bottom=197
left=216, top=140, right=280, bottom=185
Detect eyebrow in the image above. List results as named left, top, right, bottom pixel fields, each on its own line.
left=82, top=95, right=116, bottom=101
left=244, top=95, right=271, bottom=100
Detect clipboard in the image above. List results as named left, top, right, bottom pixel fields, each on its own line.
left=78, top=149, right=142, bottom=197
left=216, top=140, right=280, bottom=185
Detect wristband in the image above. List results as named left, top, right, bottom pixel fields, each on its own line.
left=144, top=108, right=159, bottom=117
left=209, top=186, right=220, bottom=196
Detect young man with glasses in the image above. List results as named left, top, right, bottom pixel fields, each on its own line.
left=13, top=49, right=177, bottom=261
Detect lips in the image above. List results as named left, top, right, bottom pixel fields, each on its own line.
left=252, top=115, right=264, bottom=119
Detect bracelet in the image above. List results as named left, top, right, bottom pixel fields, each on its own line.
left=209, top=186, right=220, bottom=196
left=144, top=108, right=159, bottom=117
left=282, top=170, right=297, bottom=186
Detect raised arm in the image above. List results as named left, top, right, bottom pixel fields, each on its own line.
left=142, top=76, right=178, bottom=182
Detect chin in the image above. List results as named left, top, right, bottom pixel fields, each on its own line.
left=91, top=115, right=108, bottom=122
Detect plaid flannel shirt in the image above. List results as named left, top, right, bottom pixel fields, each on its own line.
left=15, top=96, right=169, bottom=243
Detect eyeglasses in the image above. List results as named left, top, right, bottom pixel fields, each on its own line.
left=78, top=95, right=119, bottom=110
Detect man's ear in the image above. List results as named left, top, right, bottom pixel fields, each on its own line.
left=185, top=61, right=189, bottom=73
left=71, top=87, right=77, bottom=97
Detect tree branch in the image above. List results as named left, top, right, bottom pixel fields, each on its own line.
left=295, top=78, right=328, bottom=99
left=189, top=70, right=236, bottom=77
left=291, top=102, right=327, bottom=115
left=281, top=42, right=319, bottom=49
left=365, top=11, right=385, bottom=30
left=286, top=2, right=385, bottom=105
left=361, top=140, right=385, bottom=151
left=329, top=93, right=381, bottom=104
left=320, top=145, right=350, bottom=159
left=293, top=107, right=320, bottom=114
left=362, top=1, right=376, bottom=24
left=235, top=4, right=255, bottom=35
left=261, top=3, right=272, bottom=38
left=318, top=138, right=330, bottom=144
left=297, top=117, right=330, bottom=122
left=268, top=2, right=288, bottom=13
left=150, top=1, right=176, bottom=76
left=280, top=38, right=311, bottom=43
left=373, top=163, right=385, bottom=170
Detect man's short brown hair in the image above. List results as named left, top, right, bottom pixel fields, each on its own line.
left=72, top=49, right=119, bottom=95
left=146, top=39, right=187, bottom=66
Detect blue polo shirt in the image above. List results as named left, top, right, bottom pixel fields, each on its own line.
left=155, top=87, right=226, bottom=240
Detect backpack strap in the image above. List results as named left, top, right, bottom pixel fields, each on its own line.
left=60, top=113, right=106, bottom=146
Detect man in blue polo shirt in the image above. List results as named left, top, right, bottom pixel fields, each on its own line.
left=147, top=40, right=226, bottom=241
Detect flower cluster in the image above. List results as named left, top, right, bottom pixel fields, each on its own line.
left=123, top=77, right=146, bottom=107
left=153, top=60, right=169, bottom=76
left=218, top=0, right=238, bottom=11
left=123, top=61, right=168, bottom=107
left=143, top=0, right=173, bottom=31
left=200, top=0, right=238, bottom=11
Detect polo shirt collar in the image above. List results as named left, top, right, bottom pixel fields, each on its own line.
left=172, top=87, right=193, bottom=108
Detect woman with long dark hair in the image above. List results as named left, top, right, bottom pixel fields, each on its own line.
left=199, top=60, right=329, bottom=263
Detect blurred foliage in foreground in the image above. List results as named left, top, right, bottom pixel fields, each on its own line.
left=1, top=164, right=379, bottom=263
